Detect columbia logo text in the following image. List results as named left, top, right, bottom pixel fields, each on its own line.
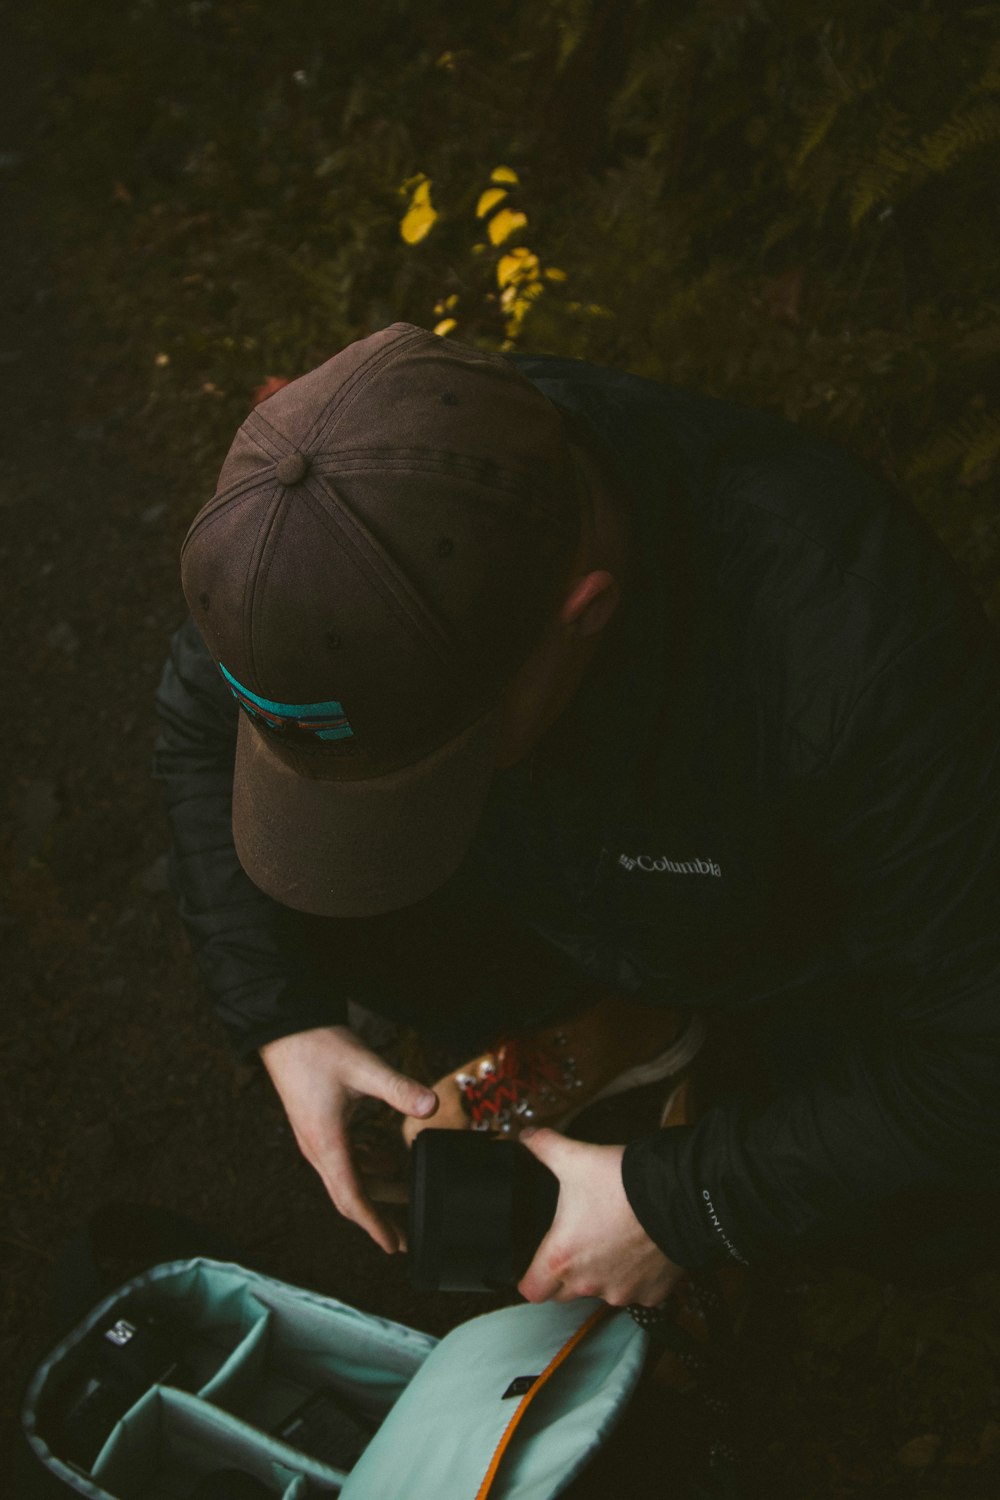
left=618, top=854, right=721, bottom=877
left=701, top=1189, right=748, bottom=1265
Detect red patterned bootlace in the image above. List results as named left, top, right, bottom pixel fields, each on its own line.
left=456, top=1032, right=580, bottom=1133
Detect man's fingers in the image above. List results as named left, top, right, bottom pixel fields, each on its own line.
left=519, top=1266, right=564, bottom=1303
left=517, top=1229, right=566, bottom=1304
left=349, top=1054, right=438, bottom=1120
left=326, top=1171, right=398, bottom=1255
left=308, top=1135, right=400, bottom=1255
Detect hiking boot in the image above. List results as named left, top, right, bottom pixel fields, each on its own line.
left=401, top=995, right=707, bottom=1146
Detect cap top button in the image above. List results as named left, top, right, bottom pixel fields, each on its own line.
left=275, top=452, right=309, bottom=485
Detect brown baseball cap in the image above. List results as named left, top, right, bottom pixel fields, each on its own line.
left=180, top=322, right=586, bottom=917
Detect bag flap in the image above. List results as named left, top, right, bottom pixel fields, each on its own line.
left=340, top=1299, right=647, bottom=1500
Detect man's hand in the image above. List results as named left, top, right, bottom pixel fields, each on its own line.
left=259, top=1025, right=437, bottom=1255
left=517, top=1128, right=685, bottom=1306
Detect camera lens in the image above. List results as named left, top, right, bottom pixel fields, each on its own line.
left=409, top=1131, right=558, bottom=1292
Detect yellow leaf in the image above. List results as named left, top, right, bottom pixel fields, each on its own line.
left=476, top=187, right=508, bottom=218
left=444, top=293, right=458, bottom=309
left=433, top=318, right=457, bottom=337
left=487, top=208, right=528, bottom=246
left=400, top=179, right=437, bottom=244
left=401, top=204, right=437, bottom=243
left=504, top=299, right=532, bottom=336
left=543, top=266, right=568, bottom=282
left=436, top=51, right=456, bottom=70
left=490, top=165, right=519, bottom=185
left=567, top=300, right=613, bottom=319
left=501, top=282, right=543, bottom=310
left=398, top=171, right=429, bottom=198
left=497, top=248, right=540, bottom=289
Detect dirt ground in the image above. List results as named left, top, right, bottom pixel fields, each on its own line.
left=3, top=34, right=1000, bottom=1500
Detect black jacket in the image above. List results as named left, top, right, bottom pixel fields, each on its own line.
left=153, top=352, right=1000, bottom=1269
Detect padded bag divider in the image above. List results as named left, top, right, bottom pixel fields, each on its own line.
left=284, top=1482, right=356, bottom=1500
left=23, top=1260, right=438, bottom=1498
left=132, top=1261, right=270, bottom=1391
left=197, top=1307, right=272, bottom=1408
left=23, top=1262, right=271, bottom=1494
left=229, top=1283, right=431, bottom=1430
left=90, top=1386, right=341, bottom=1498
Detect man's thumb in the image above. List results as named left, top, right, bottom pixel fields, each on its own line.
left=518, top=1126, right=568, bottom=1168
left=389, top=1071, right=438, bottom=1119
left=354, top=1050, right=438, bottom=1118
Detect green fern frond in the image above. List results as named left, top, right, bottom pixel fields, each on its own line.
left=920, top=100, right=1000, bottom=172
left=849, top=107, right=926, bottom=227
left=968, top=33, right=1000, bottom=93
left=549, top=0, right=592, bottom=73
left=608, top=40, right=676, bottom=134
left=760, top=209, right=806, bottom=259
left=906, top=408, right=1000, bottom=482
left=790, top=93, right=843, bottom=175
left=960, top=410, right=1000, bottom=477
left=877, top=22, right=910, bottom=74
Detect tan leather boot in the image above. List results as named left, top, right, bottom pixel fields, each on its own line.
left=401, top=995, right=707, bottom=1147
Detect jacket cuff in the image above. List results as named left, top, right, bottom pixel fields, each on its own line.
left=233, top=1007, right=351, bottom=1059
left=216, top=974, right=349, bottom=1058
left=622, top=1126, right=752, bottom=1270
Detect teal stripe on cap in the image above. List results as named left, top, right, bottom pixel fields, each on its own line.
left=219, top=662, right=348, bottom=721
left=313, top=724, right=354, bottom=740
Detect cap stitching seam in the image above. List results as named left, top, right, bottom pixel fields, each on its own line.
left=308, top=455, right=573, bottom=533
left=301, top=476, right=461, bottom=674
left=307, top=476, right=459, bottom=669
left=311, top=340, right=522, bottom=454
left=181, top=475, right=269, bottom=549
left=244, top=411, right=290, bottom=459
left=246, top=327, right=429, bottom=457
left=243, top=489, right=281, bottom=684
left=302, top=326, right=432, bottom=451
left=182, top=488, right=269, bottom=551
left=251, top=491, right=290, bottom=688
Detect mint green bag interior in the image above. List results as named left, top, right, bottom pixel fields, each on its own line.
left=22, top=1258, right=649, bottom=1499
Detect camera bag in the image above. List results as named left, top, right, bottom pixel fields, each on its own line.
left=21, top=1256, right=651, bottom=1499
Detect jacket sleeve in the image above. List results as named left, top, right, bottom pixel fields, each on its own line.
left=152, top=614, right=349, bottom=1054
left=622, top=603, right=1000, bottom=1267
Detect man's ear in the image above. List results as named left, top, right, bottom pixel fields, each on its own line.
left=558, top=569, right=621, bottom=638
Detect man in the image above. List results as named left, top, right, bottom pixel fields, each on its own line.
left=154, top=322, right=1000, bottom=1308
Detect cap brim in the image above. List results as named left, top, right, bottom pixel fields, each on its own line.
left=231, top=707, right=504, bottom=917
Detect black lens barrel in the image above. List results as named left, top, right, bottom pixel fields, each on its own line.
left=409, top=1131, right=558, bottom=1293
